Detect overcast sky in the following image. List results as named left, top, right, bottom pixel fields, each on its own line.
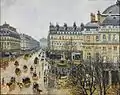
left=1, top=0, right=116, bottom=41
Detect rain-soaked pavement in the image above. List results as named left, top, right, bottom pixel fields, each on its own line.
left=1, top=51, right=70, bottom=95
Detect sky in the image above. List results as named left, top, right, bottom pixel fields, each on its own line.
left=0, top=0, right=116, bottom=41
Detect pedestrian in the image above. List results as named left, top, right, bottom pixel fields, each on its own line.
left=39, top=71, right=40, bottom=78
left=2, top=77, right=4, bottom=85
left=30, top=66, right=33, bottom=71
left=44, top=77, right=46, bottom=84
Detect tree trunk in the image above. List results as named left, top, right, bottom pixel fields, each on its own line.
left=99, top=84, right=103, bottom=95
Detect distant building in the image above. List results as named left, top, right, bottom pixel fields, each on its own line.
left=20, top=33, right=40, bottom=53
left=0, top=22, right=20, bottom=56
left=39, top=38, right=47, bottom=49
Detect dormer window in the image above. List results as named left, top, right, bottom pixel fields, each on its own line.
left=56, top=24, right=59, bottom=31
left=73, top=22, right=77, bottom=30
left=64, top=23, right=67, bottom=30
left=113, top=17, right=116, bottom=19
left=109, top=11, right=112, bottom=14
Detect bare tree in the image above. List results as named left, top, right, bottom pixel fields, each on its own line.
left=66, top=54, right=119, bottom=95
left=92, top=54, right=119, bottom=95
left=67, top=61, right=96, bottom=95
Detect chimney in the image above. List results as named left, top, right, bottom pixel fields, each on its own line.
left=97, top=11, right=101, bottom=23
left=91, top=13, right=96, bottom=22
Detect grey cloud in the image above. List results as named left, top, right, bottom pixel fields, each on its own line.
left=1, top=0, right=17, bottom=7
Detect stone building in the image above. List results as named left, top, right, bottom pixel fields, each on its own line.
left=82, top=0, right=120, bottom=85
left=48, top=22, right=83, bottom=51
left=48, top=1, right=120, bottom=63
left=0, top=22, right=21, bottom=56
left=39, top=38, right=47, bottom=49
left=48, top=1, right=120, bottom=84
left=20, top=33, right=40, bottom=53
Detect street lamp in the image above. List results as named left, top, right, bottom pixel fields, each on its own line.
left=34, top=65, right=36, bottom=73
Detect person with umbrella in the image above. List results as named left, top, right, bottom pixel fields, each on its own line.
left=34, top=57, right=39, bottom=65
left=14, top=61, right=19, bottom=67
left=30, top=66, right=34, bottom=74
left=39, top=71, right=41, bottom=78
left=23, top=65, right=28, bottom=72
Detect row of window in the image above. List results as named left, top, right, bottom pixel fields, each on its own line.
left=100, top=26, right=120, bottom=29
left=86, top=53, right=118, bottom=63
left=0, top=36, right=20, bottom=41
left=100, top=29, right=120, bottom=32
left=96, top=34, right=118, bottom=42
left=102, top=46, right=118, bottom=51
left=85, top=34, right=118, bottom=42
left=50, top=35, right=82, bottom=40
left=50, top=33, right=118, bottom=42
left=51, top=41, right=119, bottom=51
left=51, top=41, right=80, bottom=46
left=52, top=42, right=77, bottom=46
left=51, top=31, right=82, bottom=35
left=0, top=42, right=20, bottom=47
left=83, top=46, right=118, bottom=51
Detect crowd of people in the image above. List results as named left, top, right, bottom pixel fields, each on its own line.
left=1, top=54, right=43, bottom=94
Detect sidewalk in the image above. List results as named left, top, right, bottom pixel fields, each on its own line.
left=47, top=88, right=70, bottom=95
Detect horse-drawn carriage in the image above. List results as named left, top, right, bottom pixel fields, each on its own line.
left=22, top=77, right=31, bottom=88
left=15, top=68, right=21, bottom=76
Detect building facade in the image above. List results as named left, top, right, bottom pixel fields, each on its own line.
left=0, top=22, right=21, bottom=56
left=48, top=1, right=120, bottom=63
left=20, top=33, right=40, bottom=53
left=48, top=22, right=83, bottom=51
left=83, top=0, right=120, bottom=64
left=39, top=38, right=47, bottom=49
left=48, top=0, right=120, bottom=84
